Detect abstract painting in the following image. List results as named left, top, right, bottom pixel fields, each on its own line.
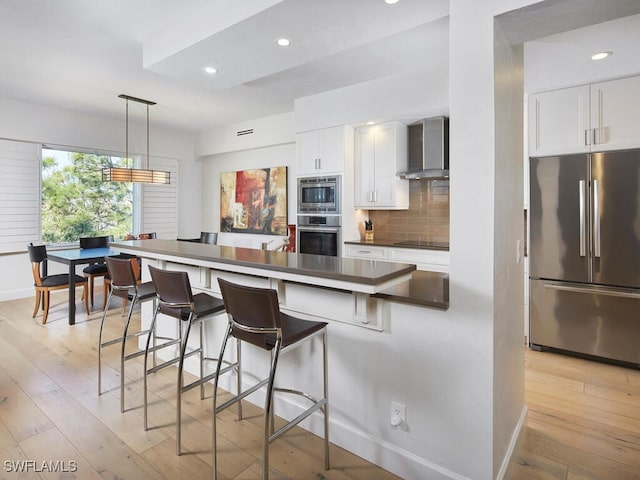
left=220, top=166, right=287, bottom=235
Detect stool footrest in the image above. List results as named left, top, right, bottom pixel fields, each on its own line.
left=270, top=397, right=327, bottom=442
left=216, top=377, right=269, bottom=414
left=181, top=360, right=237, bottom=394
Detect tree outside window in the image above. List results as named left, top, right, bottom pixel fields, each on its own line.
left=42, top=149, right=136, bottom=244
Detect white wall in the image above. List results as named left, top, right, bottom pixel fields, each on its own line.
left=0, top=95, right=198, bottom=300
left=524, top=13, right=640, bottom=93
left=200, top=143, right=296, bottom=248
left=295, top=66, right=449, bottom=132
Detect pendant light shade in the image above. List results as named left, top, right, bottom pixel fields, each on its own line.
left=102, top=94, right=170, bottom=185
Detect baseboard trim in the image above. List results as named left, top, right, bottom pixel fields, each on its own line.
left=496, top=405, right=528, bottom=480
left=0, top=289, right=33, bottom=302
left=213, top=373, right=472, bottom=480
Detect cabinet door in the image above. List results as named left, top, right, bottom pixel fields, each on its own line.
left=297, top=127, right=347, bottom=175
left=528, top=86, right=590, bottom=157
left=373, top=122, right=408, bottom=209
left=591, top=76, right=640, bottom=151
left=354, top=126, right=376, bottom=208
left=317, top=126, right=346, bottom=173
left=296, top=130, right=320, bottom=176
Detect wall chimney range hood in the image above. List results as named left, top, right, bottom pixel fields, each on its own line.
left=399, top=116, right=449, bottom=180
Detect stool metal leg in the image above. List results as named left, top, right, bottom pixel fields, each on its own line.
left=262, top=338, right=282, bottom=480
left=323, top=330, right=330, bottom=469
left=212, top=324, right=233, bottom=480
left=143, top=302, right=161, bottom=431
left=176, top=314, right=193, bottom=456
left=97, top=287, right=116, bottom=395
left=119, top=294, right=137, bottom=412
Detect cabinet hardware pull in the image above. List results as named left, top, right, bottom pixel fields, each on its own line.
left=579, top=180, right=586, bottom=257
left=593, top=179, right=600, bottom=258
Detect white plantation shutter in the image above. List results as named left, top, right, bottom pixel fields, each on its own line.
left=0, top=139, right=40, bottom=253
left=140, top=156, right=178, bottom=239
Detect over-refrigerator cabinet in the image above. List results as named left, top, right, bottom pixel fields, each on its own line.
left=529, top=150, right=640, bottom=365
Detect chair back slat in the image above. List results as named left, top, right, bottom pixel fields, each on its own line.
left=148, top=265, right=193, bottom=305
left=217, top=278, right=281, bottom=331
left=106, top=256, right=138, bottom=289
left=80, top=235, right=113, bottom=249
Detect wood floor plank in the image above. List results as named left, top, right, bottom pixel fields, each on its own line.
left=0, top=420, right=41, bottom=480
left=18, top=427, right=103, bottom=480
left=0, top=367, right=54, bottom=444
left=31, top=387, right=165, bottom=480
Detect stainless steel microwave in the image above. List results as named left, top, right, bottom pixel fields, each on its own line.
left=297, top=175, right=341, bottom=214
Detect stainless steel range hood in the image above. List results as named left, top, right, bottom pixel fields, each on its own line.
left=399, top=116, right=449, bottom=180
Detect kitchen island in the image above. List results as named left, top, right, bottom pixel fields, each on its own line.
left=110, top=239, right=451, bottom=479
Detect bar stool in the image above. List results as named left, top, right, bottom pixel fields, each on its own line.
left=98, top=256, right=157, bottom=413
left=213, top=278, right=329, bottom=480
left=145, top=265, right=237, bottom=456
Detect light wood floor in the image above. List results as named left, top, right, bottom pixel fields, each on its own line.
left=504, top=348, right=640, bottom=480
left=2, top=293, right=640, bottom=480
left=0, top=292, right=401, bottom=480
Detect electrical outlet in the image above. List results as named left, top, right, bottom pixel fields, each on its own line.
left=390, top=401, right=406, bottom=427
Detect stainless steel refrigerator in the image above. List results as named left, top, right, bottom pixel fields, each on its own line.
left=529, top=149, right=640, bottom=365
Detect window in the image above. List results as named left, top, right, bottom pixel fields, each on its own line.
left=41, top=148, right=139, bottom=244
left=0, top=139, right=179, bottom=253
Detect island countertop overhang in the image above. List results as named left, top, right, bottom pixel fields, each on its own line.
left=110, top=239, right=416, bottom=294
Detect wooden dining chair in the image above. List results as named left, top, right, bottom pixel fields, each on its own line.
left=28, top=243, right=90, bottom=324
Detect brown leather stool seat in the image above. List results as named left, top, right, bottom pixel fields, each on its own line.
left=212, top=278, right=329, bottom=480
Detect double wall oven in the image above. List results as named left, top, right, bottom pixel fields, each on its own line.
left=297, top=175, right=341, bottom=257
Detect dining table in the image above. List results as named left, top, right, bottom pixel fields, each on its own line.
left=46, top=247, right=122, bottom=325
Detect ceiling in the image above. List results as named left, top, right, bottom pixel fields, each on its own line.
left=0, top=0, right=448, bottom=132
left=2, top=0, right=640, bottom=135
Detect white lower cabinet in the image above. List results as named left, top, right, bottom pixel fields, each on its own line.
left=344, top=244, right=449, bottom=273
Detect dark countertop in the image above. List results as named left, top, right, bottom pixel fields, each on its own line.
left=344, top=238, right=450, bottom=251
left=373, top=270, right=449, bottom=309
left=111, top=239, right=416, bottom=288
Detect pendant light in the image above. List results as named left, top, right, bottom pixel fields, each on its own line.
left=102, top=94, right=170, bottom=184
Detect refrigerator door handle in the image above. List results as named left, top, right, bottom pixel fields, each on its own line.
left=579, top=180, right=586, bottom=257
left=544, top=283, right=640, bottom=299
left=593, top=179, right=601, bottom=258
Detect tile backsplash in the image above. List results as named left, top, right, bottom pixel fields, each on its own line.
left=368, top=180, right=449, bottom=245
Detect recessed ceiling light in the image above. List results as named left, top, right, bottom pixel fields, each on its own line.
left=591, top=51, right=612, bottom=61
left=366, top=121, right=375, bottom=125
left=276, top=38, right=291, bottom=47
left=204, top=66, right=218, bottom=74
left=385, top=0, right=400, bottom=4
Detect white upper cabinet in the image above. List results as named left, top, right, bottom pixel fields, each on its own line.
left=590, top=76, right=640, bottom=152
left=528, top=85, right=590, bottom=157
left=354, top=122, right=409, bottom=209
left=296, top=126, right=350, bottom=176
left=529, top=76, right=640, bottom=157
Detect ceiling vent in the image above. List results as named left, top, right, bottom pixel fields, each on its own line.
left=236, top=128, right=254, bottom=136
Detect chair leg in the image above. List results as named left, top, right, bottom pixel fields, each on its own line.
left=176, top=315, right=194, bottom=456
left=143, top=303, right=162, bottom=431
left=262, top=341, right=281, bottom=480
left=42, top=291, right=50, bottom=325
left=32, top=289, right=41, bottom=318
left=322, top=330, right=330, bottom=470
left=98, top=288, right=115, bottom=395
left=120, top=295, right=137, bottom=413
left=102, top=282, right=110, bottom=311
left=90, top=276, right=96, bottom=308
left=212, top=324, right=233, bottom=480
left=82, top=284, right=90, bottom=316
